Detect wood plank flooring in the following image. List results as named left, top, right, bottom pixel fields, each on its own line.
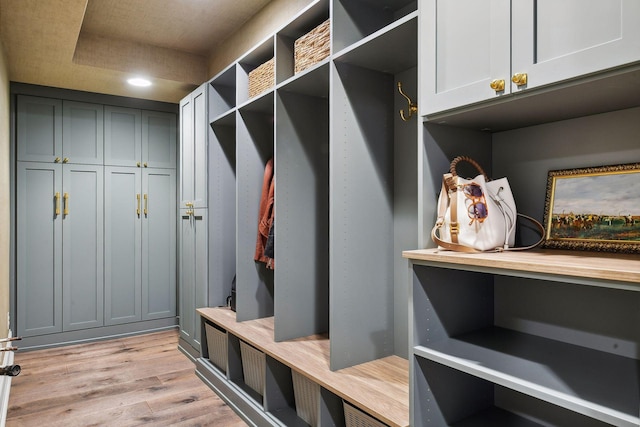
left=6, top=329, right=247, bottom=426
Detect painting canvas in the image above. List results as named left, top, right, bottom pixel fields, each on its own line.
left=543, top=163, right=640, bottom=253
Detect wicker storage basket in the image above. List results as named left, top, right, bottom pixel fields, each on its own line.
left=344, top=401, right=388, bottom=427
left=292, top=370, right=320, bottom=427
left=248, top=58, right=274, bottom=98
left=204, top=323, right=227, bottom=373
left=240, top=340, right=266, bottom=395
left=294, top=19, right=330, bottom=74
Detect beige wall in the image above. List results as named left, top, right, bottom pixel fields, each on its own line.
left=207, top=0, right=314, bottom=78
left=0, top=37, right=9, bottom=337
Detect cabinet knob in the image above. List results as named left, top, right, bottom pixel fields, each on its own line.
left=185, top=202, right=194, bottom=208
left=489, top=79, right=505, bottom=92
left=143, top=162, right=148, bottom=168
left=63, top=157, right=69, bottom=163
left=54, top=157, right=61, bottom=163
left=137, top=162, right=141, bottom=167
left=512, top=73, right=528, bottom=87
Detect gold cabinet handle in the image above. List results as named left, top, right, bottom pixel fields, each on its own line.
left=185, top=202, right=193, bottom=208
left=143, top=162, right=148, bottom=168
left=63, top=157, right=69, bottom=163
left=54, top=157, right=61, bottom=163
left=55, top=192, right=61, bottom=216
left=512, top=73, right=528, bottom=87
left=63, top=193, right=69, bottom=216
left=186, top=209, right=194, bottom=216
left=137, top=162, right=141, bottom=167
left=144, top=194, right=148, bottom=216
left=136, top=194, right=141, bottom=216
left=490, top=79, right=505, bottom=92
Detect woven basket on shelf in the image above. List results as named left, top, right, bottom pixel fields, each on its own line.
left=204, top=323, right=227, bottom=373
left=240, top=340, right=266, bottom=395
left=292, top=370, right=320, bottom=427
left=294, top=19, right=330, bottom=74
left=344, top=401, right=388, bottom=427
left=248, top=58, right=274, bottom=98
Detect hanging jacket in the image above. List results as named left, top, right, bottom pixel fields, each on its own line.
left=254, top=158, right=275, bottom=269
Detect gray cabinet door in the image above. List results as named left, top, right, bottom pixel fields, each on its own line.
left=511, top=0, right=640, bottom=90
left=16, top=96, right=63, bottom=163
left=104, top=106, right=142, bottom=167
left=62, top=101, right=104, bottom=164
left=16, top=162, right=63, bottom=337
left=142, top=168, right=176, bottom=320
left=62, top=164, right=104, bottom=331
left=421, top=0, right=511, bottom=115
left=142, top=111, right=177, bottom=169
left=179, top=85, right=207, bottom=209
left=179, top=208, right=207, bottom=349
left=104, top=166, right=142, bottom=325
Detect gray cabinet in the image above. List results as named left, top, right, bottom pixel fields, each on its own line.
left=62, top=101, right=104, bottom=164
left=422, top=0, right=640, bottom=115
left=179, top=84, right=208, bottom=209
left=179, top=208, right=208, bottom=351
left=104, top=167, right=176, bottom=325
left=16, top=162, right=104, bottom=336
left=16, top=95, right=62, bottom=163
left=105, top=107, right=177, bottom=169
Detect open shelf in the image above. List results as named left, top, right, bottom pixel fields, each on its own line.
left=209, top=65, right=236, bottom=119
left=415, top=327, right=640, bottom=426
left=237, top=38, right=275, bottom=106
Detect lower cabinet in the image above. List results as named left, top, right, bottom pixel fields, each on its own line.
left=104, top=167, right=176, bottom=326
left=178, top=208, right=208, bottom=353
left=17, top=162, right=104, bottom=336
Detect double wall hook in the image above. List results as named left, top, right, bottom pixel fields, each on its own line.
left=397, top=81, right=417, bottom=121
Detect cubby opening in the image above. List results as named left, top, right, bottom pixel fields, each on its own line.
left=236, top=100, right=275, bottom=322
left=237, top=38, right=275, bottom=106
left=276, top=0, right=330, bottom=84
left=209, top=65, right=236, bottom=120
left=208, top=112, right=237, bottom=308
left=332, top=0, right=417, bottom=53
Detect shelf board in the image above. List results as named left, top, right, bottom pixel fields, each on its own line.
left=452, top=407, right=544, bottom=427
left=277, top=61, right=330, bottom=98
left=414, top=327, right=640, bottom=427
left=403, top=248, right=640, bottom=288
left=197, top=307, right=409, bottom=427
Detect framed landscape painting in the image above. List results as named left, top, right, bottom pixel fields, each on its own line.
left=543, top=162, right=640, bottom=253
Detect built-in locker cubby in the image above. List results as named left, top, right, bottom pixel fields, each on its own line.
left=237, top=39, right=275, bottom=106
left=209, top=65, right=236, bottom=120
left=236, top=96, right=275, bottom=322
left=405, top=252, right=640, bottom=427
left=275, top=0, right=330, bottom=85
left=208, top=111, right=237, bottom=308
left=332, top=0, right=417, bottom=53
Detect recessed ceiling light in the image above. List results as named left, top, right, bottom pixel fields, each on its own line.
left=127, top=77, right=152, bottom=87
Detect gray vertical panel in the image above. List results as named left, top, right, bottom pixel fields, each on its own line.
left=179, top=210, right=196, bottom=345
left=62, top=101, right=104, bottom=164
left=329, top=62, right=394, bottom=370
left=16, top=96, right=62, bottom=162
left=142, top=169, right=177, bottom=320
left=179, top=95, right=194, bottom=206
left=104, top=166, right=142, bottom=325
left=393, top=67, right=418, bottom=358
left=104, top=106, right=141, bottom=167
left=16, top=162, right=63, bottom=336
left=142, top=110, right=177, bottom=169
left=209, top=122, right=237, bottom=307
left=274, top=90, right=329, bottom=341
left=62, top=164, right=104, bottom=331
left=236, top=110, right=274, bottom=322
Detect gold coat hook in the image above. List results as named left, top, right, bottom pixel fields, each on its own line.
left=397, top=81, right=417, bottom=121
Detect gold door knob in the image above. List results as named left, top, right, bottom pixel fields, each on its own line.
left=512, top=73, right=528, bottom=86
left=54, top=157, right=61, bottom=163
left=489, top=79, right=505, bottom=92
left=143, top=162, right=148, bottom=168
left=137, top=162, right=141, bottom=167
left=185, top=202, right=194, bottom=208
left=63, top=157, right=69, bottom=163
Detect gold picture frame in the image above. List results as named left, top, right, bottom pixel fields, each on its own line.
left=543, top=162, right=640, bottom=253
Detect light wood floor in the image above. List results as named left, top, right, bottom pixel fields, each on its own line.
left=6, top=329, right=248, bottom=427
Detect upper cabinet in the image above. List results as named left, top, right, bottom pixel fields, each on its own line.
left=179, top=83, right=208, bottom=209
left=16, top=96, right=63, bottom=163
left=62, top=101, right=104, bottom=165
left=421, top=0, right=640, bottom=116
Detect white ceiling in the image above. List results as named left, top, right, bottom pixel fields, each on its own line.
left=0, top=0, right=273, bottom=103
